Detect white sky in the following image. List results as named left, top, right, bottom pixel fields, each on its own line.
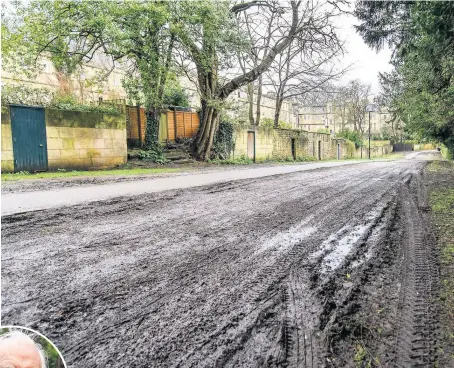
left=335, top=8, right=394, bottom=95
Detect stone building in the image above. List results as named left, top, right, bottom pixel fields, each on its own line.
left=1, top=54, right=128, bottom=102
left=298, top=102, right=395, bottom=137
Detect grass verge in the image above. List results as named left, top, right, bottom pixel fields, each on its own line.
left=1, top=167, right=182, bottom=181
left=426, top=161, right=454, bottom=364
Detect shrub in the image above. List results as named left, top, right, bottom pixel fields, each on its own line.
left=1, top=83, right=54, bottom=106
left=278, top=120, right=293, bottom=129
left=50, top=92, right=122, bottom=115
left=260, top=117, right=274, bottom=127
left=260, top=117, right=293, bottom=129
left=163, top=84, right=190, bottom=107
left=209, top=155, right=253, bottom=165
left=337, top=129, right=362, bottom=148
left=136, top=147, right=169, bottom=165
left=317, top=128, right=330, bottom=134
left=345, top=140, right=356, bottom=158
left=1, top=84, right=121, bottom=115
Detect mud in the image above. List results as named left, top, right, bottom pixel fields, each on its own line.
left=1, top=162, right=316, bottom=194
left=1, top=165, right=234, bottom=194
left=1, top=153, right=442, bottom=367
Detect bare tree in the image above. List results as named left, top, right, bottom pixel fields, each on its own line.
left=174, top=0, right=347, bottom=160
left=263, top=33, right=347, bottom=127
left=331, top=80, right=371, bottom=135
left=347, top=80, right=371, bottom=134
left=235, top=1, right=280, bottom=125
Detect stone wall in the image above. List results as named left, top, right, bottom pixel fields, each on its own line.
left=1, top=109, right=14, bottom=172
left=232, top=125, right=274, bottom=161
left=1, top=106, right=127, bottom=172
left=351, top=144, right=393, bottom=159
left=231, top=124, right=391, bottom=162
left=45, top=109, right=127, bottom=170
left=414, top=143, right=434, bottom=151
left=232, top=125, right=346, bottom=161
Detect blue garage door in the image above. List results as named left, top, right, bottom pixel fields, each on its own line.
left=10, top=105, right=48, bottom=172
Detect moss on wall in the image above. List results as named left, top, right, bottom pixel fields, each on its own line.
left=46, top=109, right=126, bottom=130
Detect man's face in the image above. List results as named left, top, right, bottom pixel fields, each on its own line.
left=0, top=335, right=42, bottom=368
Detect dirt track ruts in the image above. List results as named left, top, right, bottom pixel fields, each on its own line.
left=1, top=155, right=440, bottom=367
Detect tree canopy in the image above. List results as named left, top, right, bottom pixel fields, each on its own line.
left=3, top=0, right=346, bottom=159
left=355, top=1, right=454, bottom=155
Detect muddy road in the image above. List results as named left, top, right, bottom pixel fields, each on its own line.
left=1, top=155, right=440, bottom=367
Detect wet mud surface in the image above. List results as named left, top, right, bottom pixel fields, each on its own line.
left=1, top=163, right=302, bottom=194
left=1, top=155, right=441, bottom=367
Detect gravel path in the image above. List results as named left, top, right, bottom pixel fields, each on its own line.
left=1, top=152, right=442, bottom=367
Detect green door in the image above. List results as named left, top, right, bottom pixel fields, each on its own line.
left=10, top=105, right=48, bottom=172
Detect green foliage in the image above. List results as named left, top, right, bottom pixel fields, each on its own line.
left=355, top=1, right=454, bottom=157
left=1, top=167, right=181, bottom=181
left=212, top=120, right=235, bottom=159
left=278, top=121, right=293, bottom=129
left=345, top=140, right=356, bottom=158
left=260, top=118, right=274, bottom=127
left=441, top=145, right=453, bottom=160
left=270, top=154, right=317, bottom=163
left=209, top=155, right=253, bottom=165
left=50, top=92, right=121, bottom=114
left=337, top=129, right=363, bottom=149
left=1, top=84, right=121, bottom=114
left=136, top=147, right=169, bottom=165
left=143, top=112, right=160, bottom=149
left=0, top=328, right=62, bottom=368
left=317, top=128, right=330, bottom=134
left=4, top=0, right=176, bottom=147
left=260, top=118, right=293, bottom=129
left=163, top=80, right=190, bottom=107
left=1, top=83, right=54, bottom=106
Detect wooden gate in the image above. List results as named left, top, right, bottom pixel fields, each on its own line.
left=247, top=131, right=255, bottom=161
left=10, top=105, right=48, bottom=172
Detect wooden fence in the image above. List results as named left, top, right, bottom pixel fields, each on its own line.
left=126, top=106, right=199, bottom=146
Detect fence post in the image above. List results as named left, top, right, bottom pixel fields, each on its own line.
left=137, top=104, right=142, bottom=146
left=173, top=107, right=177, bottom=141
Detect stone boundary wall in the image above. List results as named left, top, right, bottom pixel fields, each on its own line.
left=231, top=124, right=393, bottom=162
left=233, top=125, right=274, bottom=160
left=1, top=107, right=127, bottom=172
left=414, top=143, right=434, bottom=151
left=232, top=125, right=350, bottom=161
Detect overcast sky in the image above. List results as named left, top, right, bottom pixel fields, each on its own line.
left=335, top=8, right=394, bottom=95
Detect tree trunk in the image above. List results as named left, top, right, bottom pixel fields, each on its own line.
left=255, top=75, right=263, bottom=125
left=247, top=82, right=254, bottom=125
left=193, top=99, right=220, bottom=161
left=144, top=107, right=160, bottom=149
left=274, top=98, right=284, bottom=128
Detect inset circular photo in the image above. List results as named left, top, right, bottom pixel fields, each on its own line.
left=0, top=326, right=66, bottom=368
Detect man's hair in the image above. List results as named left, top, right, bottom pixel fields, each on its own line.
left=0, top=329, right=47, bottom=368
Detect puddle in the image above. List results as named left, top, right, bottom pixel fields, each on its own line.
left=258, top=217, right=317, bottom=253
left=320, top=223, right=370, bottom=273
left=317, top=207, right=385, bottom=275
